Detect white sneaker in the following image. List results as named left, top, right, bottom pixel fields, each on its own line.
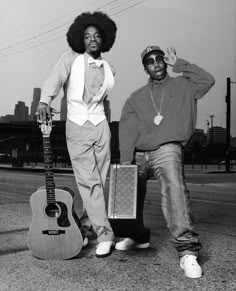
left=96, top=241, right=114, bottom=258
left=180, top=255, right=202, bottom=278
left=115, top=238, right=150, bottom=251
left=82, top=237, right=88, bottom=248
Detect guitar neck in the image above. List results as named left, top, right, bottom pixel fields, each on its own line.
left=43, top=135, right=55, bottom=204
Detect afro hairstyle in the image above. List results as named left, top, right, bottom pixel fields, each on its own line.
left=66, top=11, right=117, bottom=54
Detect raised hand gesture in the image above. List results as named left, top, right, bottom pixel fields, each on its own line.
left=164, top=47, right=177, bottom=67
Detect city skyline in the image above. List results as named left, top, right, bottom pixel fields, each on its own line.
left=0, top=87, right=112, bottom=123
left=1, top=89, right=235, bottom=145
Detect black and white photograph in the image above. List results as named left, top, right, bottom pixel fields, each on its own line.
left=0, top=0, right=235, bottom=290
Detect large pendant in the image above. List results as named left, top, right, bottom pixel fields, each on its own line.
left=154, top=114, right=163, bottom=125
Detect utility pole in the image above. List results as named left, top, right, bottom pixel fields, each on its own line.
left=205, top=120, right=210, bottom=169
left=225, top=78, right=236, bottom=172
left=209, top=115, right=214, bottom=144
left=207, top=120, right=210, bottom=133
left=225, top=77, right=231, bottom=172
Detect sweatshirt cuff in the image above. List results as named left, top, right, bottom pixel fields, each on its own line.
left=172, top=58, right=190, bottom=73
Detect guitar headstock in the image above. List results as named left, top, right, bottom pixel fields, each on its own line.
left=39, top=120, right=52, bottom=137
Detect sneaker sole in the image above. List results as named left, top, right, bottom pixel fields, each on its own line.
left=115, top=242, right=150, bottom=251
left=95, top=252, right=112, bottom=258
left=180, top=262, right=202, bottom=279
left=183, top=272, right=202, bottom=279
left=82, top=237, right=89, bottom=248
left=95, top=244, right=115, bottom=258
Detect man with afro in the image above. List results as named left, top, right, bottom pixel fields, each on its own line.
left=37, top=11, right=117, bottom=258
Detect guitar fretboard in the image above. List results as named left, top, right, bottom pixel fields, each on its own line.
left=43, top=136, right=55, bottom=204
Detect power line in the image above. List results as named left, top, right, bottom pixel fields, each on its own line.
left=0, top=0, right=119, bottom=56
left=0, top=21, right=67, bottom=55
left=0, top=0, right=145, bottom=58
left=0, top=20, right=69, bottom=53
left=105, top=0, right=142, bottom=14
left=0, top=0, right=134, bottom=56
left=110, top=0, right=144, bottom=16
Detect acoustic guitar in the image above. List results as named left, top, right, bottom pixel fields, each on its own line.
left=27, top=120, right=83, bottom=260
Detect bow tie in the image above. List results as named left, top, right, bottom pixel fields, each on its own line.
left=88, top=56, right=103, bottom=67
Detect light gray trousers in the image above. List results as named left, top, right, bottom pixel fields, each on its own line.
left=66, top=119, right=114, bottom=243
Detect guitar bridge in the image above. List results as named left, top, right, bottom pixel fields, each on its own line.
left=42, top=230, right=66, bottom=235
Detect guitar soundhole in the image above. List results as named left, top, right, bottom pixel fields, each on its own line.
left=45, top=203, right=61, bottom=218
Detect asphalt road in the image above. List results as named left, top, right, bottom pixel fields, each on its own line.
left=0, top=168, right=236, bottom=290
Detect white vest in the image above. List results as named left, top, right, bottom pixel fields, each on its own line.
left=66, top=54, right=114, bottom=126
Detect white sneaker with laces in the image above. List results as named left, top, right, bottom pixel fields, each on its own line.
left=96, top=241, right=114, bottom=258
left=82, top=237, right=88, bottom=248
left=115, top=238, right=150, bottom=251
left=180, top=255, right=202, bottom=278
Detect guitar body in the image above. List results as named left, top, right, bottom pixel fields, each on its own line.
left=27, top=119, right=83, bottom=260
left=27, top=185, right=83, bottom=260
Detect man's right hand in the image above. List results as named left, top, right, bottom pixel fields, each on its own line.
left=36, top=102, right=51, bottom=123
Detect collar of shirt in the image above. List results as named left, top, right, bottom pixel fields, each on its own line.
left=84, top=52, right=103, bottom=67
left=148, top=74, right=170, bottom=88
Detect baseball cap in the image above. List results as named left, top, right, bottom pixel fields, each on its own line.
left=141, top=45, right=165, bottom=61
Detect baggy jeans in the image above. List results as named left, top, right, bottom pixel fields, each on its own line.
left=66, top=119, right=114, bottom=243
left=134, top=143, right=201, bottom=257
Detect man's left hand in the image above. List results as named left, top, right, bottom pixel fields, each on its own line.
left=164, top=47, right=177, bottom=67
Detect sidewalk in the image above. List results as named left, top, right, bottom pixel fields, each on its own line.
left=0, top=167, right=236, bottom=290
left=1, top=162, right=235, bottom=174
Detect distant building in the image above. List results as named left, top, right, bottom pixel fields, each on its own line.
left=14, top=101, right=29, bottom=122
left=231, top=136, right=236, bottom=148
left=190, top=128, right=206, bottom=146
left=104, top=99, right=111, bottom=122
left=29, top=88, right=41, bottom=121
left=60, top=96, right=67, bottom=121
left=0, top=115, right=14, bottom=123
left=207, top=126, right=227, bottom=144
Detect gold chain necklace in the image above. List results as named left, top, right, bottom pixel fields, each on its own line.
left=148, top=87, right=165, bottom=125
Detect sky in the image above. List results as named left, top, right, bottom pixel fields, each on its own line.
left=0, top=0, right=235, bottom=135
